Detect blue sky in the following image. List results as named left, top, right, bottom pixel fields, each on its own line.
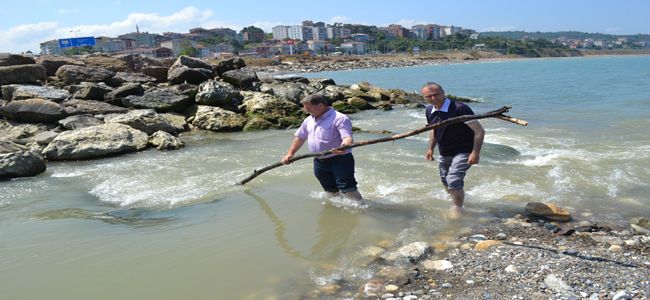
left=1, top=0, right=649, bottom=54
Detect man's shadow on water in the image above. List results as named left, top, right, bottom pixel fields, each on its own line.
left=245, top=190, right=360, bottom=261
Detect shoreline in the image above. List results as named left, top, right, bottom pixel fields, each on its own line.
left=311, top=205, right=650, bottom=299
left=246, top=50, right=650, bottom=75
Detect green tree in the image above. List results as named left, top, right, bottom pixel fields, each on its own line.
left=179, top=46, right=199, bottom=57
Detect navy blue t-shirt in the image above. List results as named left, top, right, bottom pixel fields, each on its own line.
left=425, top=100, right=475, bottom=156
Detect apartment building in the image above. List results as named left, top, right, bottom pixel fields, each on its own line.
left=272, top=25, right=289, bottom=40
left=288, top=26, right=313, bottom=41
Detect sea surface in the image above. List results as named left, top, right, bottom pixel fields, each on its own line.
left=1, top=55, right=648, bottom=299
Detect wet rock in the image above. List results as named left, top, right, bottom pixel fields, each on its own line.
left=475, top=240, right=502, bottom=251
left=0, top=145, right=46, bottom=180
left=469, top=234, right=487, bottom=242
left=42, top=123, right=148, bottom=160
left=381, top=241, right=431, bottom=264
left=0, top=98, right=68, bottom=123
left=0, top=64, right=47, bottom=85
left=590, top=235, right=624, bottom=246
left=149, top=130, right=184, bottom=150
left=2, top=84, right=70, bottom=102
left=525, top=202, right=572, bottom=222
left=421, top=259, right=453, bottom=271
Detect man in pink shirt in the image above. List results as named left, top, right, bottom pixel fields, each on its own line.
left=281, top=95, right=364, bottom=202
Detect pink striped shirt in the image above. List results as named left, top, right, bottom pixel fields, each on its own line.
left=295, top=108, right=353, bottom=158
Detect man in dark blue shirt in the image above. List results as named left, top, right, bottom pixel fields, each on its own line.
left=422, top=82, right=485, bottom=219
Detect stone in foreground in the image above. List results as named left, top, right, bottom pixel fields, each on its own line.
left=525, top=202, right=572, bottom=222
left=42, top=123, right=148, bottom=160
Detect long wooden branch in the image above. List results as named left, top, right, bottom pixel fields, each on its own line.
left=237, top=106, right=525, bottom=185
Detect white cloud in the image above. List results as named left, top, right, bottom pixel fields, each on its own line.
left=482, top=25, right=518, bottom=32
left=0, top=6, right=217, bottom=53
left=0, top=22, right=59, bottom=54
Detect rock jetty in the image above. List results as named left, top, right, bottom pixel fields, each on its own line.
left=1, top=53, right=454, bottom=180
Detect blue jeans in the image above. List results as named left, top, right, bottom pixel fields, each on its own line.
left=313, top=153, right=358, bottom=193
left=438, top=153, right=471, bottom=190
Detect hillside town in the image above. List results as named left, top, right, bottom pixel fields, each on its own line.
left=37, top=19, right=650, bottom=60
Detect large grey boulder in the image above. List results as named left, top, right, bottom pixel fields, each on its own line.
left=260, top=81, right=315, bottom=103
left=141, top=67, right=168, bottom=82
left=104, top=83, right=144, bottom=105
left=170, top=55, right=214, bottom=72
left=215, top=57, right=246, bottom=76
left=35, top=55, right=84, bottom=76
left=82, top=55, right=129, bottom=72
left=58, top=114, right=103, bottom=130
left=0, top=54, right=35, bottom=66
left=61, top=99, right=128, bottom=115
left=191, top=105, right=247, bottom=132
left=0, top=141, right=46, bottom=180
left=110, top=72, right=157, bottom=85
left=2, top=84, right=70, bottom=102
left=149, top=130, right=184, bottom=150
left=195, top=80, right=242, bottom=109
left=104, top=109, right=178, bottom=135
left=55, top=65, right=115, bottom=84
left=0, top=64, right=47, bottom=85
left=122, top=87, right=193, bottom=113
left=42, top=123, right=148, bottom=160
left=72, top=82, right=113, bottom=100
left=160, top=112, right=189, bottom=132
left=0, top=98, right=69, bottom=123
left=167, top=66, right=211, bottom=85
left=239, top=91, right=303, bottom=129
left=0, top=119, right=53, bottom=142
left=114, top=54, right=165, bottom=72
left=221, top=69, right=259, bottom=90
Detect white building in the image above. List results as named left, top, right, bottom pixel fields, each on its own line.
left=340, top=42, right=366, bottom=55
left=272, top=25, right=289, bottom=40
left=40, top=40, right=63, bottom=55
left=288, top=26, right=313, bottom=41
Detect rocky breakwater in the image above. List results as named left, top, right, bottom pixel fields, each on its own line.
left=0, top=53, right=432, bottom=180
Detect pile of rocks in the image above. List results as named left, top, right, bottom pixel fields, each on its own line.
left=0, top=53, right=427, bottom=180
left=304, top=203, right=650, bottom=299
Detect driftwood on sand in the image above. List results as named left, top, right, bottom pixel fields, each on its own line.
left=237, top=106, right=527, bottom=185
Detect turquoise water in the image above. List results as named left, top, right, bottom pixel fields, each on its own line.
left=1, top=56, right=648, bottom=299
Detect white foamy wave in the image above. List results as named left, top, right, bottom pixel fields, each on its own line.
left=516, top=148, right=592, bottom=167
left=50, top=170, right=85, bottom=178
left=467, top=178, right=544, bottom=202
left=408, top=111, right=426, bottom=119
left=547, top=165, right=575, bottom=194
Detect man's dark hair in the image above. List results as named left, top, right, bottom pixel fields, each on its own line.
left=300, top=94, right=330, bottom=106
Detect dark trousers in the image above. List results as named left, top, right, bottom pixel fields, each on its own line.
left=313, top=153, right=358, bottom=193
